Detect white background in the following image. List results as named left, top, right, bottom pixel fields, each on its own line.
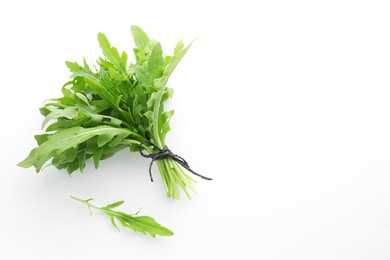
left=1, top=0, right=390, bottom=259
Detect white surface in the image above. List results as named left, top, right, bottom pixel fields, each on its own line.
left=1, top=0, right=390, bottom=259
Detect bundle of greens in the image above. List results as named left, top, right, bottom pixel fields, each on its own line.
left=18, top=26, right=211, bottom=237
left=18, top=26, right=210, bottom=199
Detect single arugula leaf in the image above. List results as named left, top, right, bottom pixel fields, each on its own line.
left=70, top=196, right=173, bottom=237
left=98, top=33, right=126, bottom=73
left=18, top=126, right=136, bottom=172
left=41, top=107, right=78, bottom=129
left=131, top=25, right=150, bottom=50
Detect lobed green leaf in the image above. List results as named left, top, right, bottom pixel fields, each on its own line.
left=18, top=126, right=136, bottom=172
left=71, top=196, right=173, bottom=237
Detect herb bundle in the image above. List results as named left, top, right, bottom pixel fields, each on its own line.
left=18, top=26, right=211, bottom=236
left=18, top=26, right=210, bottom=198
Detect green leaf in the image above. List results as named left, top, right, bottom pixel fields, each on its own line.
left=75, top=93, right=90, bottom=105
left=42, top=107, right=78, bottom=129
left=116, top=214, right=174, bottom=238
left=109, top=118, right=121, bottom=127
left=97, top=132, right=116, bottom=147
left=147, top=43, right=164, bottom=80
left=131, top=25, right=150, bottom=50
left=84, top=77, right=118, bottom=108
left=93, top=148, right=102, bottom=169
left=121, top=51, right=128, bottom=69
left=71, top=196, right=173, bottom=237
left=18, top=126, right=135, bottom=172
left=65, top=147, right=78, bottom=162
left=149, top=40, right=192, bottom=147
left=34, top=134, right=50, bottom=145
left=108, top=132, right=129, bottom=147
left=105, top=200, right=125, bottom=209
left=155, top=40, right=193, bottom=88
left=98, top=33, right=125, bottom=73
left=65, top=61, right=82, bottom=72
left=85, top=115, right=104, bottom=127
left=108, top=68, right=126, bottom=81
left=110, top=216, right=119, bottom=231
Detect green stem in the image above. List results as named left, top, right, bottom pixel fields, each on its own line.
left=70, top=195, right=99, bottom=210
left=70, top=195, right=121, bottom=217
left=155, top=159, right=197, bottom=199
left=120, top=139, right=197, bottom=199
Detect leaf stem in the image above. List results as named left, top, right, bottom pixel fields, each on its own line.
left=70, top=195, right=99, bottom=210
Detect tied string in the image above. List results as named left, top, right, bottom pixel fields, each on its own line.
left=138, top=140, right=212, bottom=182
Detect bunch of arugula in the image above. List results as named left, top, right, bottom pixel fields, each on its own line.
left=18, top=26, right=210, bottom=237
left=19, top=26, right=201, bottom=199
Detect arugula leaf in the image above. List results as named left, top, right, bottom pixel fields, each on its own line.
left=98, top=33, right=126, bottom=73
left=70, top=196, right=173, bottom=237
left=18, top=126, right=137, bottom=172
left=131, top=25, right=150, bottom=49
left=41, top=107, right=78, bottom=129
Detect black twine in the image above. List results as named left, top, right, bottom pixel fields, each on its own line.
left=138, top=140, right=212, bottom=182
